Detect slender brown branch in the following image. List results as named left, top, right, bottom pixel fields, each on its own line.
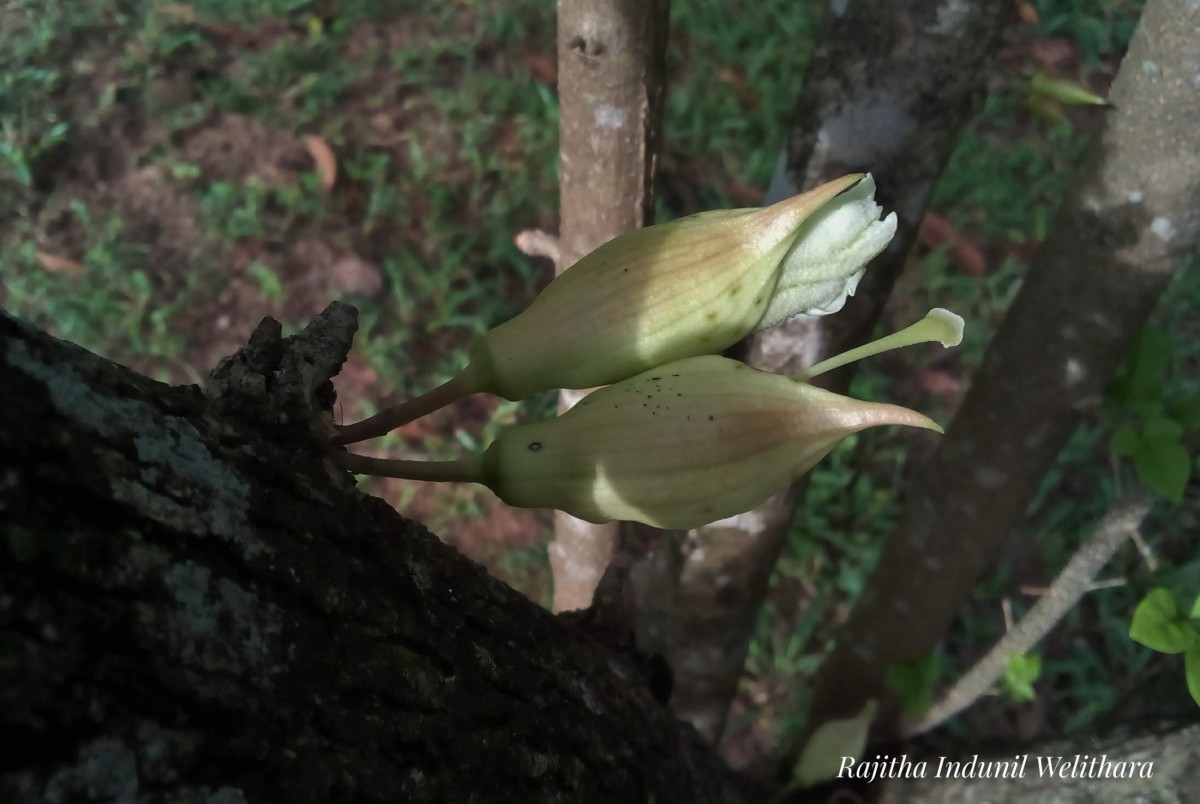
left=903, top=490, right=1154, bottom=738
left=514, top=229, right=562, bottom=267
left=550, top=0, right=670, bottom=612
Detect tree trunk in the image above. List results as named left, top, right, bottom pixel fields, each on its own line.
left=805, top=0, right=1200, bottom=743
left=550, top=0, right=670, bottom=612
left=630, top=0, right=1015, bottom=745
left=0, top=306, right=758, bottom=804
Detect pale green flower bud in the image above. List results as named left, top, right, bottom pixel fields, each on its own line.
left=469, top=173, right=896, bottom=400
left=335, top=309, right=964, bottom=529
left=334, top=174, right=896, bottom=446
left=478, top=355, right=938, bottom=529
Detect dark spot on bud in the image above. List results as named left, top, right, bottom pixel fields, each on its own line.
left=754, top=295, right=764, bottom=304
left=730, top=283, right=742, bottom=296
left=529, top=442, right=542, bottom=451
left=706, top=311, right=718, bottom=322
left=708, top=415, right=714, bottom=421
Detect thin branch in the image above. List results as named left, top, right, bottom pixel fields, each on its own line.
left=514, top=229, right=562, bottom=268
left=903, top=489, right=1154, bottom=738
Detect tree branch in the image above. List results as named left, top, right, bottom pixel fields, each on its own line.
left=805, top=0, right=1200, bottom=744
left=904, top=489, right=1154, bottom=738
left=550, top=0, right=670, bottom=612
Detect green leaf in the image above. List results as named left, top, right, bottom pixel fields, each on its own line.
left=1130, top=589, right=1197, bottom=654
left=1132, top=438, right=1191, bottom=503
left=1001, top=652, right=1042, bottom=702
left=1170, top=400, right=1200, bottom=434
left=1190, top=594, right=1200, bottom=621
left=1108, top=328, right=1172, bottom=410
left=793, top=701, right=877, bottom=788
left=1030, top=73, right=1110, bottom=106
left=1186, top=646, right=1200, bottom=710
left=1109, top=424, right=1140, bottom=457
left=1143, top=417, right=1184, bottom=441
left=885, top=655, right=942, bottom=718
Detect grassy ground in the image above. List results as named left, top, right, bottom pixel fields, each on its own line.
left=2, top=0, right=1194, bottom=766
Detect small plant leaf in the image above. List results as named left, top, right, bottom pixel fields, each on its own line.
left=1108, top=328, right=1171, bottom=410
left=1128, top=328, right=1173, bottom=401
left=1186, top=646, right=1200, bottom=709
left=793, top=700, right=877, bottom=788
left=1030, top=72, right=1111, bottom=107
left=1170, top=400, right=1200, bottom=434
left=1143, top=417, right=1184, bottom=440
left=1110, top=424, right=1140, bottom=457
left=1132, top=438, right=1191, bottom=503
left=1001, top=652, right=1041, bottom=702
left=1190, top=594, right=1200, bottom=621
left=885, top=654, right=942, bottom=718
left=1130, top=589, right=1196, bottom=654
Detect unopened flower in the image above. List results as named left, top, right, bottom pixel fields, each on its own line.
left=336, top=310, right=964, bottom=529
left=474, top=173, right=895, bottom=400
left=334, top=174, right=895, bottom=445
left=476, top=355, right=937, bottom=528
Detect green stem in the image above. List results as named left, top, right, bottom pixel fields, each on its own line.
left=332, top=450, right=487, bottom=484
left=333, top=368, right=480, bottom=446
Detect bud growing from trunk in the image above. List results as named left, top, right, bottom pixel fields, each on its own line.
left=472, top=173, right=896, bottom=400
left=478, top=356, right=939, bottom=529
left=334, top=174, right=896, bottom=445
left=335, top=309, right=965, bottom=529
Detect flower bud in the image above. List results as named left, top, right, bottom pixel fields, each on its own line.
left=334, top=175, right=898, bottom=446
left=467, top=174, right=897, bottom=400
left=478, top=355, right=939, bottom=529
left=335, top=309, right=963, bottom=526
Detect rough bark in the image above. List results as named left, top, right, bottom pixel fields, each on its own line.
left=630, top=0, right=1015, bottom=744
left=550, top=0, right=670, bottom=613
left=806, top=0, right=1200, bottom=743
left=0, top=306, right=759, bottom=804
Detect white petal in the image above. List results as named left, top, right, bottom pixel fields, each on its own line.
left=758, top=175, right=897, bottom=327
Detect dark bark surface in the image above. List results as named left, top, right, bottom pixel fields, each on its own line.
left=0, top=306, right=756, bottom=804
